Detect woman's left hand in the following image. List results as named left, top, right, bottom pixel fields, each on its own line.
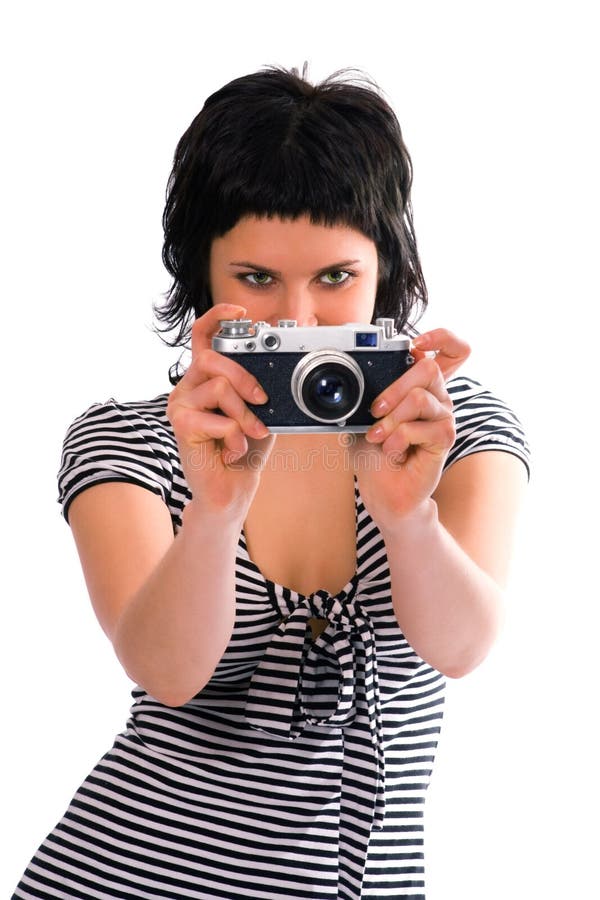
left=352, top=328, right=471, bottom=527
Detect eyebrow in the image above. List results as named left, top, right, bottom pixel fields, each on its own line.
left=228, top=259, right=362, bottom=277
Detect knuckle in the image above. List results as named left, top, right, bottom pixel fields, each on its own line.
left=166, top=392, right=181, bottom=424
left=212, top=374, right=230, bottom=396
left=414, top=385, right=431, bottom=404
left=417, top=356, right=439, bottom=380
left=462, top=339, right=472, bottom=356
left=192, top=309, right=218, bottom=332
left=394, top=421, right=409, bottom=444
left=167, top=404, right=192, bottom=434
left=222, top=417, right=243, bottom=443
left=194, top=348, right=213, bottom=370
left=190, top=317, right=214, bottom=354
left=409, top=386, right=435, bottom=419
left=191, top=316, right=205, bottom=336
left=442, top=416, right=456, bottom=445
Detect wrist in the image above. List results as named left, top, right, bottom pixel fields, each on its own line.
left=376, top=498, right=439, bottom=540
left=182, top=499, right=246, bottom=540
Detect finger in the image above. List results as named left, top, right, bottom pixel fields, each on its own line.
left=366, top=387, right=453, bottom=443
left=178, top=347, right=269, bottom=406
left=411, top=328, right=470, bottom=359
left=184, top=421, right=276, bottom=470
left=379, top=417, right=456, bottom=458
left=169, top=405, right=250, bottom=457
left=190, top=303, right=249, bottom=356
left=411, top=329, right=471, bottom=380
left=371, top=357, right=448, bottom=417
left=185, top=376, right=270, bottom=439
left=239, top=433, right=278, bottom=467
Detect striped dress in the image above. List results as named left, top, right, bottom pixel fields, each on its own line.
left=13, top=375, right=530, bottom=900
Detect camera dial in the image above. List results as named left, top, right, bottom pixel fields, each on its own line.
left=217, top=319, right=254, bottom=338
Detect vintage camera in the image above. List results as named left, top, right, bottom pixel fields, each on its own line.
left=212, top=318, right=414, bottom=433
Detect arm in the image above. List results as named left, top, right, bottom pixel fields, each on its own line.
left=355, top=329, right=528, bottom=677
left=66, top=304, right=275, bottom=708
left=69, top=483, right=244, bottom=707
left=380, top=451, right=527, bottom=678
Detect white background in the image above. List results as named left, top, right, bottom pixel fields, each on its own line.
left=2, top=1, right=598, bottom=897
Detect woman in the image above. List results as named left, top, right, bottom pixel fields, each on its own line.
left=13, top=66, right=529, bottom=899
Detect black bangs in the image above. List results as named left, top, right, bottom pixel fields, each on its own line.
left=176, top=72, right=401, bottom=238
left=202, top=147, right=383, bottom=246
left=156, top=67, right=427, bottom=383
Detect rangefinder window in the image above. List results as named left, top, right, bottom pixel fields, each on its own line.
left=355, top=332, right=379, bottom=348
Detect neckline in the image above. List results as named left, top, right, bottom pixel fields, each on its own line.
left=238, top=473, right=361, bottom=602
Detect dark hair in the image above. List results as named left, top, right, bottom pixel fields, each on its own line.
left=155, top=65, right=428, bottom=384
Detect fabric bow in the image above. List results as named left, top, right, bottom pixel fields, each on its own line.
left=245, top=594, right=386, bottom=832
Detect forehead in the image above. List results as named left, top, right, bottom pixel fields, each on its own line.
left=210, top=214, right=377, bottom=266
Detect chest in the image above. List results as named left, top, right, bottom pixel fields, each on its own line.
left=243, top=453, right=357, bottom=598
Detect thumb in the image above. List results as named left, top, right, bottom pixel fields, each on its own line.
left=243, top=433, right=277, bottom=470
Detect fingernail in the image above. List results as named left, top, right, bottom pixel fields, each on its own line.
left=255, top=420, right=270, bottom=437
left=366, top=425, right=385, bottom=442
left=412, top=336, right=427, bottom=347
left=253, top=385, right=268, bottom=402
left=371, top=398, right=389, bottom=416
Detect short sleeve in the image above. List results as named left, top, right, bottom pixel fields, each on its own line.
left=57, top=396, right=176, bottom=524
left=444, top=375, right=531, bottom=480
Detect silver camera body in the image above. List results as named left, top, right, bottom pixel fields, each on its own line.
left=212, top=317, right=414, bottom=433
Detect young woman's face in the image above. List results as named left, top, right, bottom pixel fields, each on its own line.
left=209, top=214, right=378, bottom=326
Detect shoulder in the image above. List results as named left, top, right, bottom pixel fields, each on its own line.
left=63, top=392, right=172, bottom=439
left=432, top=375, right=530, bottom=586
left=61, top=392, right=179, bottom=468
left=444, top=374, right=531, bottom=480
left=58, top=393, right=190, bottom=528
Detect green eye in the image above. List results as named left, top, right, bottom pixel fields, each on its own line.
left=322, top=271, right=350, bottom=285
left=246, top=272, right=272, bottom=286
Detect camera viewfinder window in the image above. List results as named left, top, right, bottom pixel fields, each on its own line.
left=355, top=332, right=378, bottom=348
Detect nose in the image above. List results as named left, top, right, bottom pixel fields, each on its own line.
left=278, top=286, right=318, bottom=327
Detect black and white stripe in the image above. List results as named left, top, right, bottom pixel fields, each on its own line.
left=13, top=375, right=529, bottom=899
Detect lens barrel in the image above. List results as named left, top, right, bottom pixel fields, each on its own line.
left=291, top=351, right=364, bottom=424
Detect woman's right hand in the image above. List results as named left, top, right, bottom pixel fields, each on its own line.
left=166, top=304, right=276, bottom=518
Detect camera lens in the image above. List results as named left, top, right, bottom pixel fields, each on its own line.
left=291, top=351, right=364, bottom=424
left=305, top=365, right=357, bottom=417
